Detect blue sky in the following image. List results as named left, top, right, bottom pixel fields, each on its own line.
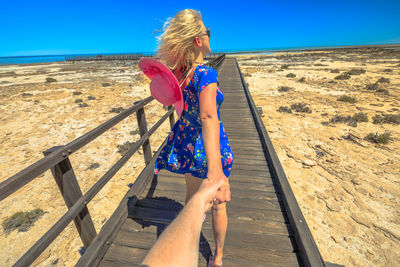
left=1, top=0, right=399, bottom=57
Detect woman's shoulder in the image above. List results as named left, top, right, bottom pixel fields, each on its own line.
left=196, top=65, right=218, bottom=78
left=197, top=65, right=217, bottom=72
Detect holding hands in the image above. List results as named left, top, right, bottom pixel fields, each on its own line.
left=199, top=171, right=231, bottom=209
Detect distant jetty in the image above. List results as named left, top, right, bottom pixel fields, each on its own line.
left=65, top=53, right=225, bottom=62
left=65, top=54, right=151, bottom=62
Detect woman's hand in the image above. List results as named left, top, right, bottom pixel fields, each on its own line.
left=206, top=171, right=231, bottom=203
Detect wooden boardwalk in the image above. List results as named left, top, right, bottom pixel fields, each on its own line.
left=90, top=58, right=313, bottom=266
left=0, top=55, right=330, bottom=267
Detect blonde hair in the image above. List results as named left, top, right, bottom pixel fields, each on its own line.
left=156, top=9, right=203, bottom=72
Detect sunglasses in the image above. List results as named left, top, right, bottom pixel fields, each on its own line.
left=202, top=27, right=211, bottom=38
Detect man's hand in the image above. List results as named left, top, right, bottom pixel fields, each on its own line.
left=206, top=171, right=231, bottom=204
left=195, top=178, right=225, bottom=213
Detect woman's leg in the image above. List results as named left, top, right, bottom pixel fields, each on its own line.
left=184, top=173, right=227, bottom=265
left=211, top=202, right=227, bottom=265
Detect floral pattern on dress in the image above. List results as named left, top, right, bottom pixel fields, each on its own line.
left=154, top=64, right=234, bottom=179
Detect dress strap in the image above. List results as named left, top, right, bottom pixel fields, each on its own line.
left=178, top=66, right=194, bottom=88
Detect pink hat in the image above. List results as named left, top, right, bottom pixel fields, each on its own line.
left=138, top=57, right=183, bottom=117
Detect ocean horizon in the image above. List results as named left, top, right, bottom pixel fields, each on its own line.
left=1, top=44, right=399, bottom=65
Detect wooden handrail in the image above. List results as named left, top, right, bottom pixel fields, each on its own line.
left=2, top=54, right=226, bottom=266
left=13, top=108, right=175, bottom=267
left=0, top=97, right=153, bottom=201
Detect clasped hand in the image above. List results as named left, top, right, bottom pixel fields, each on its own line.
left=206, top=171, right=231, bottom=203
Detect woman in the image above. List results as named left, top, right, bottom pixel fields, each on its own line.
left=153, top=9, right=234, bottom=267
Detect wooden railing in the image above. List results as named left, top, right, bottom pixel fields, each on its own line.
left=0, top=54, right=225, bottom=266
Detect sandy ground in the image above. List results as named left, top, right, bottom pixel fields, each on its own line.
left=0, top=47, right=399, bottom=266
left=236, top=47, right=400, bottom=266
left=0, top=60, right=171, bottom=266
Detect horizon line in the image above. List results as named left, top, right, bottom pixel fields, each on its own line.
left=1, top=43, right=400, bottom=58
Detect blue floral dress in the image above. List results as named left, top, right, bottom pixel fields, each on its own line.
left=154, top=64, right=234, bottom=179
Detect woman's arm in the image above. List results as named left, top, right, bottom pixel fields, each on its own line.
left=199, top=83, right=231, bottom=202
left=199, top=82, right=222, bottom=174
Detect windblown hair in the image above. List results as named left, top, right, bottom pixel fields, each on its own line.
left=156, top=9, right=203, bottom=73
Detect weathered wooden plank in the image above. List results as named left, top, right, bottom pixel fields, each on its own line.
left=43, top=147, right=97, bottom=248
left=200, top=227, right=296, bottom=253
left=227, top=157, right=266, bottom=166
left=228, top=137, right=262, bottom=142
left=229, top=175, right=274, bottom=185
left=225, top=132, right=259, bottom=137
left=157, top=171, right=275, bottom=185
left=224, top=127, right=258, bottom=132
left=230, top=156, right=267, bottom=163
left=152, top=179, right=277, bottom=194
left=102, top=244, right=148, bottom=265
left=220, top=117, right=254, bottom=121
left=113, top=229, right=156, bottom=249
left=129, top=206, right=178, bottom=224
left=99, top=259, right=140, bottom=267
left=227, top=194, right=282, bottom=208
left=202, top=217, right=290, bottom=236
left=229, top=145, right=265, bottom=153
left=228, top=164, right=270, bottom=172
left=157, top=175, right=276, bottom=191
left=120, top=219, right=158, bottom=234
left=200, top=256, right=299, bottom=267
left=199, top=243, right=300, bottom=266
left=121, top=213, right=290, bottom=240
left=149, top=185, right=282, bottom=205
left=230, top=187, right=281, bottom=202
left=230, top=168, right=272, bottom=177
left=135, top=197, right=184, bottom=211
left=226, top=205, right=286, bottom=223
left=230, top=150, right=266, bottom=157
left=230, top=142, right=263, bottom=148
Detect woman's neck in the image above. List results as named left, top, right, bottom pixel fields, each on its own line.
left=193, top=50, right=204, bottom=65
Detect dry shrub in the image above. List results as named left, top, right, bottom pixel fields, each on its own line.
left=278, top=86, right=292, bottom=92
left=364, top=132, right=391, bottom=144
left=2, top=209, right=45, bottom=234
left=373, top=113, right=400, bottom=124
left=46, top=77, right=57, bottom=83
left=334, top=73, right=351, bottom=80
left=277, top=106, right=293, bottom=113
left=337, top=95, right=357, bottom=103
left=329, top=112, right=368, bottom=127
left=290, top=103, right=312, bottom=113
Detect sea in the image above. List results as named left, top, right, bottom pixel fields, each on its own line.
left=0, top=52, right=154, bottom=66
left=0, top=45, right=376, bottom=65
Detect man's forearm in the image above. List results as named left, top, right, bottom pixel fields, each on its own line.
left=141, top=195, right=205, bottom=267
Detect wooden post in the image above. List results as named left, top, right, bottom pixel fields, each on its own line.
left=136, top=106, right=152, bottom=165
left=43, top=146, right=97, bottom=248
left=168, top=105, right=175, bottom=130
